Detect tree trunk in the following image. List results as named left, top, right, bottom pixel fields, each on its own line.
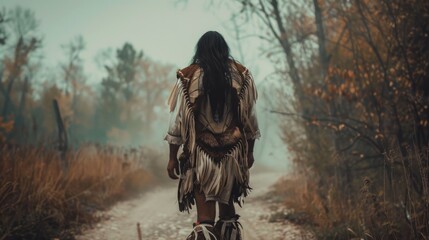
left=313, top=0, right=329, bottom=78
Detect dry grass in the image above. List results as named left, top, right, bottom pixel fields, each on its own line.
left=0, top=144, right=156, bottom=240
left=272, top=175, right=363, bottom=239
left=273, top=145, right=429, bottom=239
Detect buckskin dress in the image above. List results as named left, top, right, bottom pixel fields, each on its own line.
left=165, top=61, right=260, bottom=212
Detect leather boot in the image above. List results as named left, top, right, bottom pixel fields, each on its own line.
left=186, top=222, right=219, bottom=240
left=214, top=214, right=242, bottom=240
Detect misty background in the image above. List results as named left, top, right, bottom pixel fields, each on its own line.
left=0, top=0, right=288, bottom=170
left=2, top=0, right=429, bottom=239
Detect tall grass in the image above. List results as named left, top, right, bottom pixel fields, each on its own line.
left=273, top=144, right=429, bottom=239
left=0, top=144, right=156, bottom=240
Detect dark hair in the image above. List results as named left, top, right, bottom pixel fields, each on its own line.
left=192, top=31, right=232, bottom=122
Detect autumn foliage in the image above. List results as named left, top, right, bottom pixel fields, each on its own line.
left=0, top=7, right=173, bottom=146
left=238, top=0, right=428, bottom=238
left=0, top=7, right=171, bottom=240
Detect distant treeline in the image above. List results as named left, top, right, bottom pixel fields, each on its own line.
left=0, top=6, right=173, bottom=146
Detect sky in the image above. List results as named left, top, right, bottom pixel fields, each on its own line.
left=3, top=0, right=270, bottom=79
left=1, top=0, right=289, bottom=170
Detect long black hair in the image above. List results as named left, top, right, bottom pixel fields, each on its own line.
left=192, top=31, right=232, bottom=122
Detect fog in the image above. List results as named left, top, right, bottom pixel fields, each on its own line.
left=3, top=0, right=429, bottom=239
left=1, top=0, right=289, bottom=170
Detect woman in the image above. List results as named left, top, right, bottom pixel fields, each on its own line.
left=165, top=31, right=260, bottom=240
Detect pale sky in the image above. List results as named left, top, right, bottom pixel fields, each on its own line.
left=1, top=0, right=289, bottom=170
left=2, top=0, right=270, bottom=79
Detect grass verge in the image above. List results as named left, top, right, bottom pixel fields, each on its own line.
left=271, top=146, right=429, bottom=239
left=0, top=144, right=157, bottom=240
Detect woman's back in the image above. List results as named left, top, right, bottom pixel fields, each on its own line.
left=165, top=31, right=260, bottom=240
left=179, top=61, right=255, bottom=135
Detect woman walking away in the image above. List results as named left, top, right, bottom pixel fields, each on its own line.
left=165, top=31, right=260, bottom=240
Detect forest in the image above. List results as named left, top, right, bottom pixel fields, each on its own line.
left=244, top=0, right=429, bottom=239
left=0, top=12, right=173, bottom=145
left=0, top=5, right=171, bottom=239
left=1, top=0, right=429, bottom=239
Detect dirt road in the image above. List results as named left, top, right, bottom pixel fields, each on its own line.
left=77, top=170, right=313, bottom=240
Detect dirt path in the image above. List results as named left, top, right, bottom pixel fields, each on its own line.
left=77, top=170, right=313, bottom=240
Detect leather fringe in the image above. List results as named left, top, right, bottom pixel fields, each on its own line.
left=175, top=68, right=254, bottom=212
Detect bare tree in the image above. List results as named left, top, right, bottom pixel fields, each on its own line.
left=61, top=35, right=86, bottom=107
left=1, top=6, right=41, bottom=119
left=0, top=8, right=7, bottom=46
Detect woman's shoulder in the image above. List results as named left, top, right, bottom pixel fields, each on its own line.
left=175, top=64, right=203, bottom=101
left=229, top=60, right=252, bottom=90
left=229, top=60, right=248, bottom=74
left=176, top=64, right=201, bottom=80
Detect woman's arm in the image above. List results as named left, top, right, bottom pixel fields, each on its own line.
left=167, top=143, right=180, bottom=179
left=247, top=139, right=255, bottom=168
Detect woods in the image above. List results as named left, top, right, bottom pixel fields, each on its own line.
left=234, top=0, right=429, bottom=238
left=0, top=7, right=173, bottom=146
left=0, top=6, right=170, bottom=239
left=1, top=1, right=428, bottom=239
